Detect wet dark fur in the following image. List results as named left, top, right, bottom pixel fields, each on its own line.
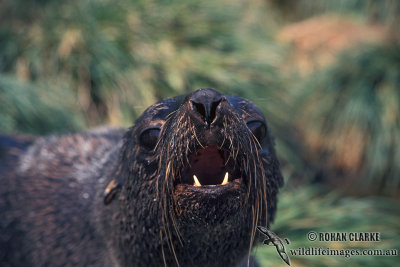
left=0, top=90, right=283, bottom=267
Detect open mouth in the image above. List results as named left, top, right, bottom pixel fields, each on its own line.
left=176, top=146, right=244, bottom=189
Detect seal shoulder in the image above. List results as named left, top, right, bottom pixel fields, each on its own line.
left=0, top=128, right=124, bottom=266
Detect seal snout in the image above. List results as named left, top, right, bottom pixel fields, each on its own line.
left=189, top=88, right=225, bottom=127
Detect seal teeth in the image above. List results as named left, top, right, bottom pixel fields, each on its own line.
left=221, top=172, right=229, bottom=185
left=193, top=175, right=202, bottom=187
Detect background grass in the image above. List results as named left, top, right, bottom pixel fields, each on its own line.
left=1, top=0, right=399, bottom=266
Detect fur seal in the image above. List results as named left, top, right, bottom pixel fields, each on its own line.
left=0, top=88, right=283, bottom=267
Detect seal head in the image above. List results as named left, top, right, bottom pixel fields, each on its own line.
left=104, top=88, right=283, bottom=266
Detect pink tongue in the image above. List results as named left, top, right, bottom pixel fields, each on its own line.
left=191, top=146, right=224, bottom=185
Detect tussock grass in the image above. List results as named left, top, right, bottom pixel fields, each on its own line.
left=256, top=186, right=400, bottom=267
left=297, top=45, right=400, bottom=194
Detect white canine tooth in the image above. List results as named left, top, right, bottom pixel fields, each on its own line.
left=193, top=175, right=202, bottom=187
left=221, top=172, right=229, bottom=185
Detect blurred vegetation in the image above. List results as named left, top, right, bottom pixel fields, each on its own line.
left=1, top=0, right=399, bottom=266
left=270, top=0, right=400, bottom=27
left=0, top=0, right=285, bottom=132
left=298, top=44, right=400, bottom=195
left=0, top=75, right=84, bottom=134
left=257, top=186, right=400, bottom=267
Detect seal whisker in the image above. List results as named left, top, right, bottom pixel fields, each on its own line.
left=160, top=229, right=168, bottom=267
left=192, top=128, right=204, bottom=149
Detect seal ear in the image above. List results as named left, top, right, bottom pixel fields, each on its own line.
left=103, top=179, right=121, bottom=205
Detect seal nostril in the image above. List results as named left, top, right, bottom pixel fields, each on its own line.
left=209, top=100, right=220, bottom=124
left=190, top=88, right=224, bottom=125
left=191, top=100, right=221, bottom=125
left=193, top=102, right=206, bottom=120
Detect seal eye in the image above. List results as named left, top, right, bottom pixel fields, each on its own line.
left=247, top=120, right=266, bottom=143
left=139, top=128, right=160, bottom=151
